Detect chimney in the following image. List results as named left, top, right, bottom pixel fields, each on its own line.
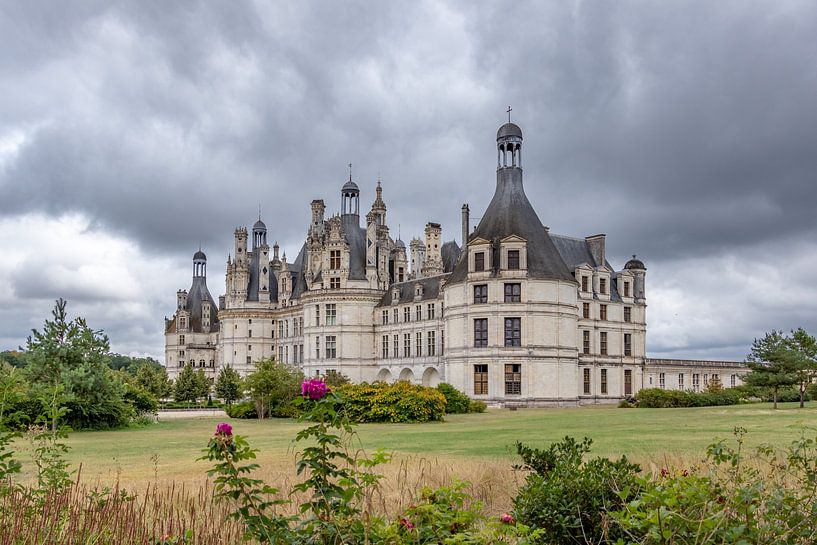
left=585, top=234, right=606, bottom=267
left=461, top=204, right=469, bottom=253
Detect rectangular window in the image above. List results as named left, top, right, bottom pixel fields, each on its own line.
left=326, top=336, right=336, bottom=359
left=330, top=277, right=340, bottom=289
left=393, top=308, right=399, bottom=323
left=582, top=303, right=590, bottom=319
left=179, top=334, right=185, bottom=345
left=247, top=356, right=252, bottom=364
left=315, top=336, right=320, bottom=360
left=624, top=370, right=633, bottom=396
left=679, top=373, right=685, bottom=389
left=403, top=333, right=411, bottom=357
left=693, top=373, right=700, bottom=391
left=427, top=331, right=436, bottom=356
left=382, top=335, right=389, bottom=358
left=624, top=333, right=632, bottom=357
left=507, top=249, right=520, bottom=270
left=285, top=320, right=289, bottom=337
left=299, top=344, right=303, bottom=363
left=600, top=332, right=608, bottom=355
left=505, top=364, right=521, bottom=395
left=474, top=364, right=488, bottom=395
left=427, top=303, right=435, bottom=320
left=601, top=369, right=608, bottom=394
left=583, top=368, right=591, bottom=395
left=504, top=317, right=521, bottom=347
left=474, top=318, right=488, bottom=347
left=403, top=307, right=411, bottom=322
left=504, top=283, right=521, bottom=303
left=703, top=374, right=709, bottom=386
left=474, top=252, right=485, bottom=272
left=599, top=278, right=607, bottom=295
left=330, top=250, right=341, bottom=269
left=393, top=334, right=399, bottom=357
left=659, top=372, right=666, bottom=389
left=441, top=329, right=444, bottom=355
left=599, top=304, right=607, bottom=321
left=285, top=346, right=289, bottom=364
left=731, top=374, right=736, bottom=387
left=474, top=284, right=488, bottom=304
left=624, top=281, right=631, bottom=297
left=326, top=304, right=336, bottom=326
left=624, top=307, right=631, bottom=323
left=178, top=350, right=184, bottom=357
left=381, top=310, right=389, bottom=325
left=315, top=305, right=320, bottom=326
left=416, top=305, right=422, bottom=321
left=248, top=329, right=253, bottom=338
left=581, top=276, right=589, bottom=292
left=582, top=330, right=590, bottom=354
left=416, top=332, right=422, bottom=357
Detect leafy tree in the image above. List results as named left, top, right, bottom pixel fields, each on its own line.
left=0, top=351, right=27, bottom=369
left=135, top=363, right=173, bottom=399
left=25, top=299, right=129, bottom=430
left=745, top=330, right=798, bottom=409
left=174, top=364, right=199, bottom=403
left=0, top=364, right=27, bottom=429
left=244, top=359, right=303, bottom=419
left=108, top=354, right=163, bottom=374
left=789, top=328, right=817, bottom=408
left=215, top=366, right=243, bottom=406
left=705, top=375, right=724, bottom=393
left=194, top=369, right=211, bottom=401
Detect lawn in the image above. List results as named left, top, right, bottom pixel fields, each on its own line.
left=12, top=401, right=816, bottom=490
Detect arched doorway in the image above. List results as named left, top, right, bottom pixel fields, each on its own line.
left=399, top=368, right=414, bottom=383
left=422, top=367, right=440, bottom=387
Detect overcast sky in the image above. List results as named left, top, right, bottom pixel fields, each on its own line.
left=1, top=1, right=816, bottom=361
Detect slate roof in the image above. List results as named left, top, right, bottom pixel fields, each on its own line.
left=166, top=276, right=219, bottom=333
left=447, top=167, right=575, bottom=284
left=441, top=240, right=461, bottom=273
left=550, top=234, right=622, bottom=302
left=342, top=215, right=368, bottom=281
left=376, top=274, right=448, bottom=307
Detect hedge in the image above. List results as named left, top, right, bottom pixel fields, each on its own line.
left=635, top=388, right=742, bottom=408
left=336, top=381, right=446, bottom=423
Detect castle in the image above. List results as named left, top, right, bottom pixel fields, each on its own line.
left=164, top=120, right=745, bottom=405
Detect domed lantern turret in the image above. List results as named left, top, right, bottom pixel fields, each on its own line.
left=193, top=250, right=207, bottom=278
left=341, top=163, right=360, bottom=216
left=497, top=106, right=523, bottom=169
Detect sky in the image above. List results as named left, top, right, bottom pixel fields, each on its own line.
left=1, top=1, right=816, bottom=361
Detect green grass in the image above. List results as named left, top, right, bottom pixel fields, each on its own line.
left=12, top=402, right=817, bottom=486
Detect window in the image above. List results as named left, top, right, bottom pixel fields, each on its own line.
left=403, top=307, right=411, bottom=322
left=441, top=329, right=444, bottom=354
left=403, top=333, right=411, bottom=357
left=504, top=283, right=521, bottom=303
left=315, top=305, right=320, bottom=326
left=326, top=304, right=336, bottom=325
left=179, top=317, right=186, bottom=329
left=583, top=368, right=591, bottom=395
left=624, top=334, right=632, bottom=357
left=416, top=332, right=422, bottom=356
left=427, top=331, right=436, bottom=356
left=474, top=284, right=488, bottom=304
left=427, top=303, right=435, bottom=320
left=299, top=344, right=303, bottom=363
left=285, top=320, right=289, bottom=337
left=315, top=336, right=320, bottom=359
left=659, top=373, right=666, bottom=389
left=624, top=307, right=631, bottom=323
left=504, top=318, right=521, bottom=347
left=179, top=350, right=185, bottom=357
left=246, top=356, right=251, bottom=364
left=599, top=304, right=607, bottom=321
left=330, top=250, right=341, bottom=269
left=505, top=364, right=521, bottom=395
left=416, top=305, right=422, bottom=321
left=474, top=318, right=488, bottom=347
left=474, top=252, right=485, bottom=272
left=393, top=308, right=399, bottom=323
left=582, top=331, right=590, bottom=354
left=581, top=276, right=589, bottom=292
left=474, top=365, right=488, bottom=395
left=248, top=329, right=253, bottom=338
left=179, top=334, right=185, bottom=345
left=600, top=332, right=608, bottom=355
left=381, top=310, right=389, bottom=325
left=248, top=345, right=252, bottom=351
left=679, top=373, right=685, bottom=389
left=507, top=250, right=520, bottom=270
left=285, top=346, right=289, bottom=364
left=624, top=281, right=631, bottom=297
left=599, top=278, right=607, bottom=295
left=393, top=334, right=399, bottom=357
left=693, top=374, right=700, bottom=391
left=624, top=370, right=632, bottom=396
left=398, top=267, right=404, bottom=282
left=703, top=374, right=709, bottom=386
left=601, top=369, right=608, bottom=394
left=278, top=346, right=283, bottom=361
left=326, top=336, right=336, bottom=359
left=582, top=303, right=590, bottom=319
left=730, top=374, right=736, bottom=387
left=330, top=277, right=340, bottom=289
left=382, top=335, right=389, bottom=358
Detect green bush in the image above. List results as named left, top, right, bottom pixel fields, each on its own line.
left=468, top=399, right=487, bottom=413
left=336, top=382, right=446, bottom=423
left=765, top=386, right=811, bottom=403
left=0, top=397, right=44, bottom=431
left=436, top=383, right=471, bottom=414
left=513, top=436, right=641, bottom=544
left=225, top=401, right=257, bottom=419
left=635, top=388, right=742, bottom=408
left=123, top=382, right=158, bottom=414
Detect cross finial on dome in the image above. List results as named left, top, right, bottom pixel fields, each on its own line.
left=348, top=163, right=352, bottom=182
left=506, top=105, right=512, bottom=122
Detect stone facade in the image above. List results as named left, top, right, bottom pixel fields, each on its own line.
left=164, top=120, right=747, bottom=405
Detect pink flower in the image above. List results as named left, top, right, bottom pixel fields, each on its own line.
left=660, top=468, right=669, bottom=478
left=500, top=513, right=515, bottom=524
left=400, top=518, right=415, bottom=530
left=301, top=379, right=329, bottom=400
left=215, top=422, right=233, bottom=436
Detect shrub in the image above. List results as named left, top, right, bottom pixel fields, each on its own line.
left=468, top=399, right=487, bottom=413
left=225, top=401, right=257, bottom=419
left=336, top=382, right=446, bottom=423
left=437, top=383, right=471, bottom=414
left=513, top=436, right=641, bottom=544
left=617, top=399, right=633, bottom=408
left=244, top=359, right=303, bottom=419
left=635, top=388, right=742, bottom=408
left=765, top=386, right=811, bottom=403
left=123, top=382, right=159, bottom=414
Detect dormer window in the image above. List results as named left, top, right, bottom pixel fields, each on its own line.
left=599, top=278, right=607, bottom=295
left=507, top=250, right=520, bottom=270
left=474, top=252, right=485, bottom=272
left=581, top=276, right=589, bottom=292
left=623, top=281, right=631, bottom=297
left=330, top=250, right=341, bottom=269
left=391, top=288, right=400, bottom=303
left=330, top=277, right=340, bottom=289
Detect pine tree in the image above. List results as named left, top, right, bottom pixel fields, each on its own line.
left=745, top=330, right=798, bottom=409
left=215, top=366, right=243, bottom=406
left=174, top=364, right=198, bottom=403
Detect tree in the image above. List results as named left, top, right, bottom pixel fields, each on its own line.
left=745, top=330, right=799, bottom=409
left=135, top=363, right=173, bottom=399
left=244, top=359, right=303, bottom=419
left=25, top=299, right=129, bottom=430
left=789, top=328, right=817, bottom=408
left=215, top=366, right=243, bottom=406
left=174, top=364, right=199, bottom=403
left=0, top=351, right=27, bottom=369
left=194, top=369, right=211, bottom=402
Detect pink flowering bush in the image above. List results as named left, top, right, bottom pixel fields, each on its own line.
left=300, top=378, right=328, bottom=400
